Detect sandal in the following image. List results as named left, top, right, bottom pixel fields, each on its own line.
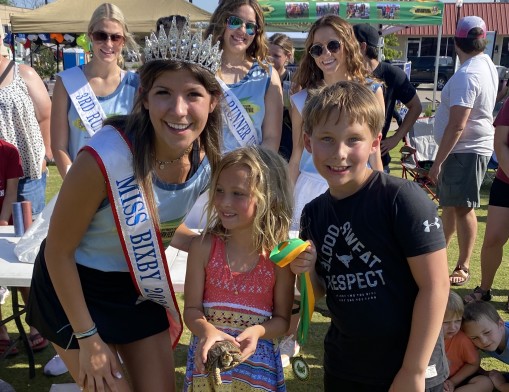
left=463, top=286, right=492, bottom=304
left=29, top=333, right=48, bottom=352
left=0, top=339, right=19, bottom=357
left=449, top=265, right=470, bottom=286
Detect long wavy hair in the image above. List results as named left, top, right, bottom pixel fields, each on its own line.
left=205, top=0, right=269, bottom=71
left=205, top=146, right=293, bottom=255
left=88, top=3, right=138, bottom=67
left=294, top=15, right=369, bottom=90
left=105, top=61, right=223, bottom=224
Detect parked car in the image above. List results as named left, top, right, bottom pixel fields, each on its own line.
left=408, top=56, right=454, bottom=91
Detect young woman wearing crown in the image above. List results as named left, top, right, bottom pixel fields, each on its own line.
left=26, top=17, right=223, bottom=392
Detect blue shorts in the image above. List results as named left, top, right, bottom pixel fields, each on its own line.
left=17, top=170, right=47, bottom=217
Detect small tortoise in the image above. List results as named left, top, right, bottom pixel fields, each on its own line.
left=205, top=341, right=242, bottom=386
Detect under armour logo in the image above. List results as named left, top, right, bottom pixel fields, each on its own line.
left=336, top=253, right=354, bottom=268
left=423, top=217, right=441, bottom=232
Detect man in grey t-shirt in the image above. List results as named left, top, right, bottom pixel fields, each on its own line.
left=429, top=16, right=497, bottom=287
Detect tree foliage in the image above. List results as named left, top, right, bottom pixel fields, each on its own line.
left=9, top=0, right=47, bottom=8
left=383, top=33, right=403, bottom=61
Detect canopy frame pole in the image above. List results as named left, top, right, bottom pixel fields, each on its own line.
left=432, top=24, right=443, bottom=112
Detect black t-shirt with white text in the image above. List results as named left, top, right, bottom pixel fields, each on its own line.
left=300, top=172, right=447, bottom=387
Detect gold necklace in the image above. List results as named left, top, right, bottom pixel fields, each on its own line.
left=225, top=242, right=258, bottom=295
left=155, top=143, right=193, bottom=170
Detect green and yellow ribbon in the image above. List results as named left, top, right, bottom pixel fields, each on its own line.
left=270, top=238, right=315, bottom=346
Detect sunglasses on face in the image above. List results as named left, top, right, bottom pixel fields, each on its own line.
left=226, top=15, right=258, bottom=36
left=309, top=40, right=342, bottom=58
left=90, top=31, right=125, bottom=43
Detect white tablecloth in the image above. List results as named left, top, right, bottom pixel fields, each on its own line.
left=0, top=226, right=188, bottom=292
left=0, top=226, right=32, bottom=287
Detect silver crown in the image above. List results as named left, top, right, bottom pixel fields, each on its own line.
left=144, top=16, right=222, bottom=74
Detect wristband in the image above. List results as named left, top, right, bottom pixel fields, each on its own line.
left=74, top=323, right=98, bottom=340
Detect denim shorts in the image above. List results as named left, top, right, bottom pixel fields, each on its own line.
left=438, top=153, right=489, bottom=208
left=17, top=170, right=47, bottom=217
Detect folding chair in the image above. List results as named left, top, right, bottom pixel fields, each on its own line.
left=400, top=116, right=439, bottom=201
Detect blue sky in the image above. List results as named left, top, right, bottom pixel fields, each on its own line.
left=192, top=0, right=217, bottom=12
left=10, top=0, right=219, bottom=10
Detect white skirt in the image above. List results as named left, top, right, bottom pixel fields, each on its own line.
left=184, top=192, right=209, bottom=230
left=291, top=171, right=328, bottom=231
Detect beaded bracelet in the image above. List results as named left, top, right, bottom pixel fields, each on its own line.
left=74, top=323, right=98, bottom=340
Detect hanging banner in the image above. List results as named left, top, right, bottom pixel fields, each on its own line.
left=260, top=0, right=444, bottom=29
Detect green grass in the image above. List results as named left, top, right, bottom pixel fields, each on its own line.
left=2, top=145, right=509, bottom=390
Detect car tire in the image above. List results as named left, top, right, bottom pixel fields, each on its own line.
left=437, top=75, right=447, bottom=91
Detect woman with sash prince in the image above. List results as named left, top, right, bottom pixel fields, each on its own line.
left=51, top=3, right=139, bottom=179
left=206, top=0, right=283, bottom=154
left=26, top=17, right=223, bottom=392
left=185, top=0, right=283, bottom=229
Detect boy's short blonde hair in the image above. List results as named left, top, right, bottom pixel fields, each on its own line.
left=445, top=291, right=464, bottom=320
left=302, top=81, right=384, bottom=139
left=463, top=300, right=503, bottom=324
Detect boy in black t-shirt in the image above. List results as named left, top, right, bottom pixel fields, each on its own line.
left=291, top=81, right=450, bottom=392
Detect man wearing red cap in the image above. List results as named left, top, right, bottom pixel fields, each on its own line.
left=429, top=16, right=498, bottom=286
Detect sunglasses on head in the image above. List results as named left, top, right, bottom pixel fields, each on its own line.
left=309, top=40, right=342, bottom=58
left=90, top=31, right=125, bottom=43
left=226, top=15, right=258, bottom=36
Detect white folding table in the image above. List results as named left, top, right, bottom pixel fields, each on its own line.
left=0, top=226, right=35, bottom=378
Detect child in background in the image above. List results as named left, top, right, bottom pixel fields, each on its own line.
left=0, top=139, right=23, bottom=226
left=442, top=291, right=492, bottom=391
left=0, top=139, right=24, bottom=357
left=183, top=146, right=294, bottom=391
left=463, top=300, right=509, bottom=391
left=289, top=81, right=450, bottom=391
left=268, top=33, right=295, bottom=162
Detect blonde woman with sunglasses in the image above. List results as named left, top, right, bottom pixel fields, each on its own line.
left=289, top=15, right=385, bottom=231
left=51, top=3, right=139, bottom=180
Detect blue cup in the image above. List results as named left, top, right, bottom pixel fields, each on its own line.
left=12, top=202, right=25, bottom=236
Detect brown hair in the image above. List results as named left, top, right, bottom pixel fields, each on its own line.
left=302, top=81, right=384, bottom=138
left=268, top=33, right=295, bottom=63
left=105, top=60, right=223, bottom=224
left=463, top=300, right=503, bottom=325
left=454, top=31, right=488, bottom=54
left=294, top=15, right=370, bottom=90
left=205, top=0, right=269, bottom=71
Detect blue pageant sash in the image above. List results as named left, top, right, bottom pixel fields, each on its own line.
left=59, top=67, right=107, bottom=138
left=83, top=126, right=182, bottom=347
left=216, top=76, right=260, bottom=147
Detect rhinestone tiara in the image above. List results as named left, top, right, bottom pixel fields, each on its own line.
left=144, top=16, right=222, bottom=74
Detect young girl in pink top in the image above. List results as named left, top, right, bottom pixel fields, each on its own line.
left=183, top=146, right=294, bottom=391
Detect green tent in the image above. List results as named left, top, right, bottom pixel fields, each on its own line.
left=260, top=0, right=443, bottom=32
